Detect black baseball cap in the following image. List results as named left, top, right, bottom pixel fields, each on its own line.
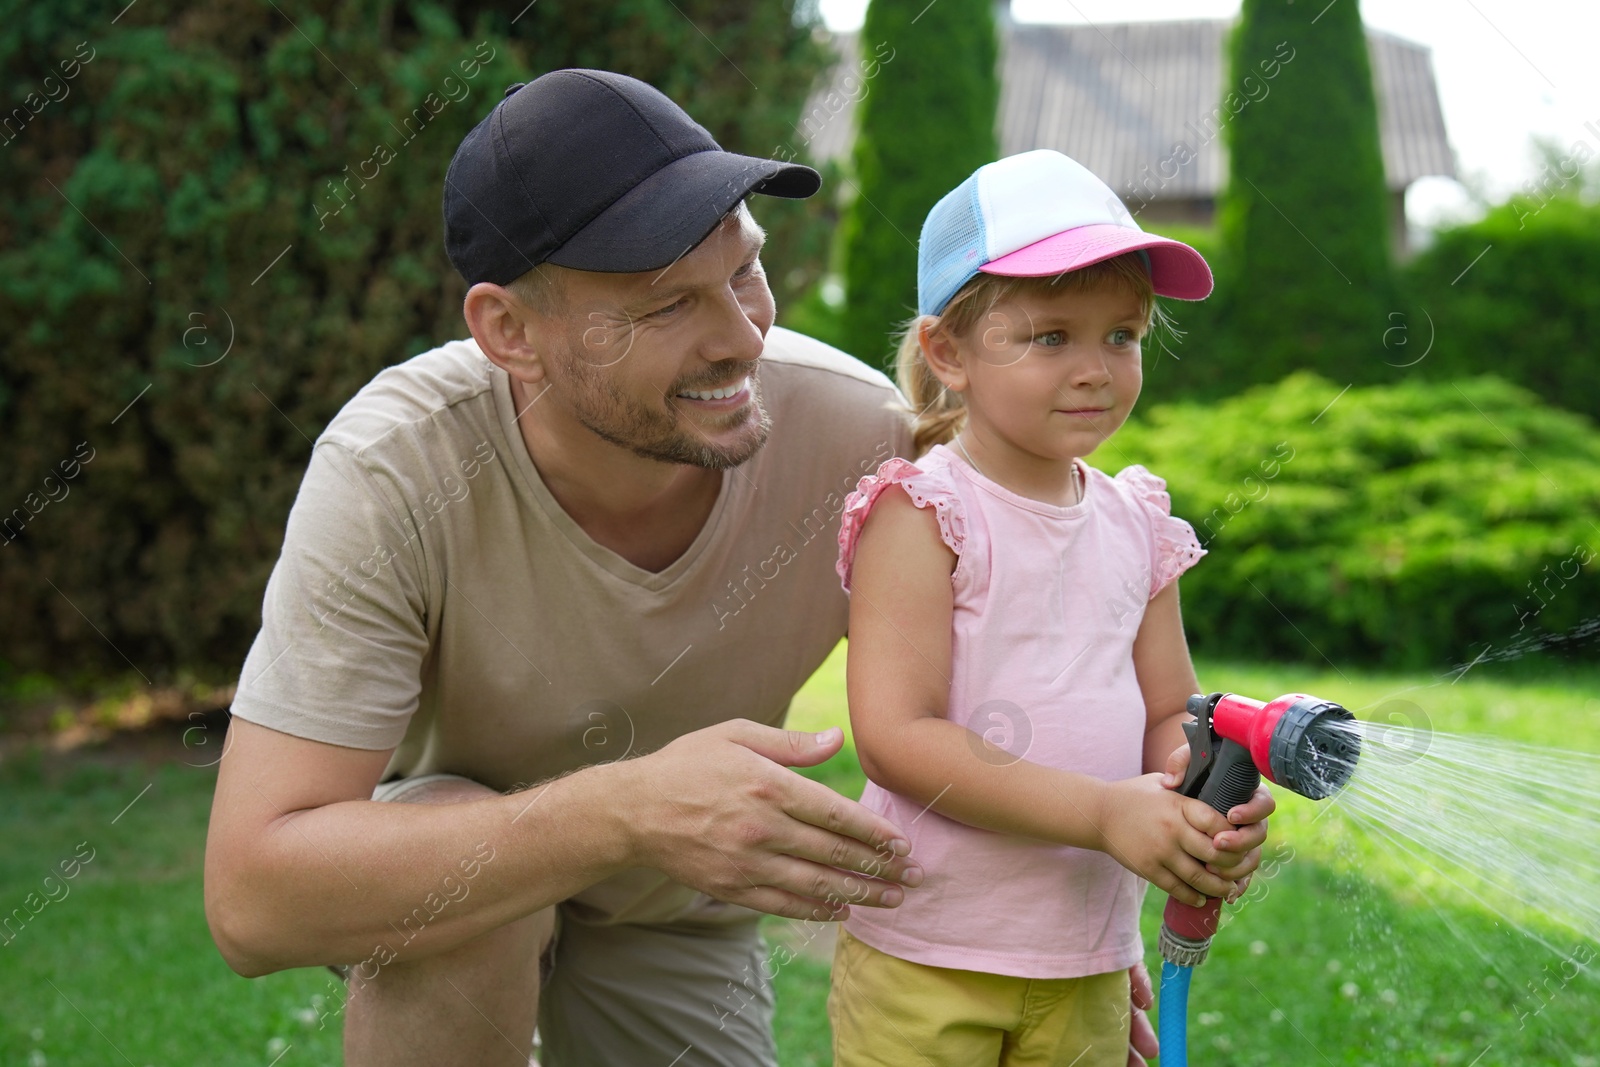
left=443, top=68, right=822, bottom=286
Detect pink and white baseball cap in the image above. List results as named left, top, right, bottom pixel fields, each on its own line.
left=917, top=149, right=1213, bottom=316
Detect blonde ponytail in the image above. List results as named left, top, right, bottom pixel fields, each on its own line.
left=895, top=315, right=967, bottom=457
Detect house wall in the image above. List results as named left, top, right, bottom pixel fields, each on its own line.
left=1122, top=189, right=1414, bottom=257
left=1125, top=197, right=1217, bottom=230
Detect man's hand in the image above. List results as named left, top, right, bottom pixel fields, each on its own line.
left=615, top=718, right=925, bottom=921
left=1161, top=744, right=1275, bottom=886
left=1127, top=960, right=1158, bottom=1065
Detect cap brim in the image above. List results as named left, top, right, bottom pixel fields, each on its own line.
left=546, top=150, right=820, bottom=274
left=979, top=224, right=1214, bottom=300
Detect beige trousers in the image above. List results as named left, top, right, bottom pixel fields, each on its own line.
left=369, top=772, right=780, bottom=1067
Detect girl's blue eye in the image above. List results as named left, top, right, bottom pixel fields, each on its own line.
left=1109, top=328, right=1138, bottom=345
left=1035, top=330, right=1066, bottom=347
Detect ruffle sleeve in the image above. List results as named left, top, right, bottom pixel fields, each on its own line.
left=836, top=457, right=966, bottom=593
left=1114, top=465, right=1206, bottom=598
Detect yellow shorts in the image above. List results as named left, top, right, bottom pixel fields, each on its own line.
left=828, top=927, right=1132, bottom=1067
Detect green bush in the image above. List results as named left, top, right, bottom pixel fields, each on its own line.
left=1096, top=373, right=1600, bottom=670
left=0, top=0, right=835, bottom=683
left=1403, top=195, right=1600, bottom=424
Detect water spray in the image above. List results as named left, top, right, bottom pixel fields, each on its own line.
left=1156, top=692, right=1362, bottom=1066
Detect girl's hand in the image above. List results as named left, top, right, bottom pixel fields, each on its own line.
left=1094, top=773, right=1241, bottom=906
left=1161, top=744, right=1275, bottom=883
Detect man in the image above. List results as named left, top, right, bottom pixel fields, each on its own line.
left=204, top=69, right=1271, bottom=1066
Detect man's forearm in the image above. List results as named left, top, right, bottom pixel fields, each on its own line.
left=207, top=760, right=634, bottom=977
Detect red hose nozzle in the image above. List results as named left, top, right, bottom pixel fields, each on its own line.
left=1159, top=691, right=1361, bottom=966
left=1211, top=692, right=1359, bottom=800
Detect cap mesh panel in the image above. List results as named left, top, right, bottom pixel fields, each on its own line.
left=918, top=174, right=988, bottom=317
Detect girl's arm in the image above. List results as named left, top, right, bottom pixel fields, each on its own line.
left=1131, top=578, right=1277, bottom=879
left=847, top=490, right=1236, bottom=907
left=1132, top=579, right=1202, bottom=776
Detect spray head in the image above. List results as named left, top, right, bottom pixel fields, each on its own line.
left=1160, top=691, right=1362, bottom=959
left=1191, top=692, right=1361, bottom=802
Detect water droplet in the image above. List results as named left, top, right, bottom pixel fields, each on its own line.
left=1326, top=959, right=1343, bottom=974
left=1250, top=940, right=1268, bottom=956
left=1483, top=975, right=1499, bottom=989
left=28, top=1052, right=47, bottom=1067
left=1380, top=988, right=1398, bottom=1005
left=1197, top=1011, right=1223, bottom=1026
left=1340, top=982, right=1360, bottom=998
left=1270, top=1009, right=1284, bottom=1023
left=29, top=1029, right=44, bottom=1043
left=267, top=1037, right=288, bottom=1056
left=1458, top=1010, right=1475, bottom=1024
left=296, top=1008, right=318, bottom=1026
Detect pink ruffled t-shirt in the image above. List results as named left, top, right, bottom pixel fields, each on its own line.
left=835, top=443, right=1206, bottom=979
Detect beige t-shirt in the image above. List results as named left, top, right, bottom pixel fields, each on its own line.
left=231, top=325, right=913, bottom=924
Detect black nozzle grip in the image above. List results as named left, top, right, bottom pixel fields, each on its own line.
left=1194, top=738, right=1261, bottom=817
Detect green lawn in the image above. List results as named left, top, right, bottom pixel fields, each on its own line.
left=785, top=644, right=1600, bottom=1067
left=2, top=646, right=1596, bottom=1065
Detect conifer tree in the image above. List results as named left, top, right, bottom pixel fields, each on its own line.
left=838, top=0, right=1000, bottom=372
left=1216, top=0, right=1395, bottom=379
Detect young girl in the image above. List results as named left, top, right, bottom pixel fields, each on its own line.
left=827, top=150, right=1264, bottom=1066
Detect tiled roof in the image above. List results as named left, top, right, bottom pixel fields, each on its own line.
left=798, top=20, right=1456, bottom=196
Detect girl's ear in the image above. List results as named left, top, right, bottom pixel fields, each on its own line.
left=920, top=318, right=968, bottom=394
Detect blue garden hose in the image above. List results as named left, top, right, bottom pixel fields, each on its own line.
left=1158, top=961, right=1193, bottom=1067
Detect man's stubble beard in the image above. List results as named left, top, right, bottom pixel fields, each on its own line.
left=564, top=355, right=771, bottom=471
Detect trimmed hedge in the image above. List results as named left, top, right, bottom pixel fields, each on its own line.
left=1140, top=192, right=1600, bottom=417
left=1130, top=222, right=1230, bottom=407
left=0, top=0, right=835, bottom=684
left=1096, top=373, right=1600, bottom=671
left=1402, top=195, right=1600, bottom=424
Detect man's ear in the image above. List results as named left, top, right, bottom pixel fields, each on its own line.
left=919, top=318, right=968, bottom=395
left=464, top=283, right=547, bottom=386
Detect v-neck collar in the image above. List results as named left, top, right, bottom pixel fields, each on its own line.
left=489, top=358, right=743, bottom=592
